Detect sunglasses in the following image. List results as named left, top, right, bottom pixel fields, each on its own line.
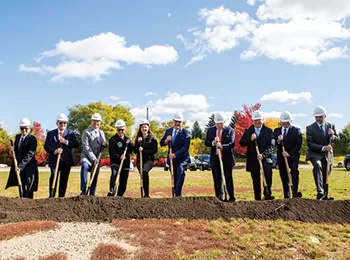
left=20, top=127, right=29, bottom=130
left=58, top=122, right=67, bottom=125
left=117, top=129, right=125, bottom=132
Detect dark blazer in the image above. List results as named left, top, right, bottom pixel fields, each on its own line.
left=160, top=128, right=190, bottom=163
left=239, top=124, right=274, bottom=172
left=306, top=122, right=339, bottom=162
left=6, top=133, right=39, bottom=191
left=109, top=134, right=134, bottom=168
left=44, top=128, right=79, bottom=168
left=204, top=126, right=235, bottom=167
left=273, top=126, right=302, bottom=163
left=134, top=134, right=158, bottom=162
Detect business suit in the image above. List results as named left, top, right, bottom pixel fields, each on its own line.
left=273, top=126, right=302, bottom=198
left=160, top=127, right=191, bottom=197
left=108, top=134, right=134, bottom=196
left=239, top=124, right=274, bottom=200
left=44, top=128, right=79, bottom=197
left=205, top=126, right=235, bottom=201
left=306, top=122, right=339, bottom=198
left=6, top=133, right=39, bottom=198
left=80, top=127, right=106, bottom=195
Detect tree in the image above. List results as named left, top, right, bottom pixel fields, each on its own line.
left=264, top=118, right=280, bottom=130
left=206, top=113, right=215, bottom=129
left=333, top=123, right=350, bottom=155
left=191, top=121, right=203, bottom=139
left=68, top=102, right=135, bottom=157
left=31, top=122, right=47, bottom=165
left=229, top=114, right=237, bottom=129
left=189, top=138, right=210, bottom=156
left=233, top=103, right=261, bottom=155
left=0, top=126, right=11, bottom=165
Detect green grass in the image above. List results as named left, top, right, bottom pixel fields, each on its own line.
left=1, top=167, right=349, bottom=200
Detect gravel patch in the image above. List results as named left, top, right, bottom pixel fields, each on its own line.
left=0, top=222, right=137, bottom=260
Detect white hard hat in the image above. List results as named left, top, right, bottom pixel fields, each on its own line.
left=91, top=113, right=102, bottom=121
left=313, top=106, right=327, bottom=116
left=115, top=120, right=126, bottom=128
left=173, top=112, right=183, bottom=122
left=56, top=113, right=68, bottom=122
left=252, top=110, right=263, bottom=120
left=280, top=111, right=293, bottom=122
left=139, top=119, right=150, bottom=126
left=19, top=118, right=31, bottom=127
left=214, top=112, right=225, bottom=123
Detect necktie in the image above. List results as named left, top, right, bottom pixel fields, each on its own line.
left=256, top=128, right=260, bottom=137
left=217, top=129, right=221, bottom=142
left=172, top=130, right=177, bottom=145
left=283, top=128, right=287, bottom=139
left=320, top=125, right=325, bottom=136
left=95, top=130, right=100, bottom=143
left=59, top=132, right=63, bottom=138
left=18, top=136, right=24, bottom=149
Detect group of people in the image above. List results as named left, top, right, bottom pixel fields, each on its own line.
left=5, top=105, right=339, bottom=202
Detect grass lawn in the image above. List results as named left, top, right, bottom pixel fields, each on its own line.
left=1, top=167, right=349, bottom=200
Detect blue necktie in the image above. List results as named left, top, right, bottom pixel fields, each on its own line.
left=255, top=128, right=260, bottom=137
left=172, top=130, right=177, bottom=145
left=320, top=125, right=325, bottom=136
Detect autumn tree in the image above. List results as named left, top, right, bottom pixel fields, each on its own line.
left=189, top=138, right=209, bottom=156
left=233, top=103, right=261, bottom=155
left=31, top=122, right=48, bottom=165
left=333, top=123, right=350, bottom=155
left=191, top=121, right=203, bottom=139
left=264, top=118, right=280, bottom=130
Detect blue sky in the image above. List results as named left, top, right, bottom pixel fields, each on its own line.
left=0, top=0, right=349, bottom=134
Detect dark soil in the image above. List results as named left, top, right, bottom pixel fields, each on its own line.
left=0, top=196, right=349, bottom=224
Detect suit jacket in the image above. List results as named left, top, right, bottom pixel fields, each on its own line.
left=204, top=126, right=235, bottom=167
left=306, top=122, right=339, bottom=162
left=6, top=133, right=39, bottom=191
left=160, top=128, right=190, bottom=164
left=239, top=124, right=274, bottom=173
left=81, top=127, right=106, bottom=164
left=44, top=128, right=79, bottom=168
left=273, top=126, right=302, bottom=163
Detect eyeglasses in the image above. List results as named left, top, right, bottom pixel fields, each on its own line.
left=117, top=129, right=125, bottom=132
left=58, top=122, right=67, bottom=125
left=20, top=127, right=29, bottom=130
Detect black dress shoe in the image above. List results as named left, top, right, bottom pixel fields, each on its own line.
left=264, top=195, right=275, bottom=200
left=144, top=195, right=150, bottom=198
left=228, top=198, right=236, bottom=203
left=107, top=192, right=115, bottom=196
left=316, top=194, right=324, bottom=200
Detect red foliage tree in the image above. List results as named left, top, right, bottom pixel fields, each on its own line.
left=234, top=103, right=261, bottom=155
left=31, top=122, right=48, bottom=165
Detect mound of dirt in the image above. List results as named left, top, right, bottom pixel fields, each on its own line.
left=0, top=196, right=349, bottom=224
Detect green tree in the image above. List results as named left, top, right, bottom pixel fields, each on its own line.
left=206, top=113, right=215, bottom=129
left=0, top=126, right=11, bottom=165
left=333, top=123, right=350, bottom=155
left=191, top=121, right=203, bottom=139
left=68, top=102, right=135, bottom=157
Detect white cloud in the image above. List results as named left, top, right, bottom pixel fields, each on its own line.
left=177, top=6, right=258, bottom=65
left=168, top=12, right=171, bottom=18
left=180, top=3, right=350, bottom=65
left=328, top=113, right=343, bottom=118
left=19, top=32, right=179, bottom=81
left=145, top=92, right=157, bottom=96
left=292, top=113, right=307, bottom=117
left=261, top=111, right=281, bottom=118
left=105, top=95, right=120, bottom=101
left=247, top=0, right=256, bottom=6
left=261, top=91, right=312, bottom=103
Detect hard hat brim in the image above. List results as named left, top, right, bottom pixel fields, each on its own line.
left=214, top=120, right=224, bottom=124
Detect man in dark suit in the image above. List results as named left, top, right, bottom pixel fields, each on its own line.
left=44, top=113, right=79, bottom=197
left=160, top=112, right=191, bottom=197
left=240, top=110, right=275, bottom=200
left=205, top=112, right=235, bottom=202
left=274, top=111, right=302, bottom=198
left=306, top=106, right=339, bottom=200
left=6, top=118, right=39, bottom=199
